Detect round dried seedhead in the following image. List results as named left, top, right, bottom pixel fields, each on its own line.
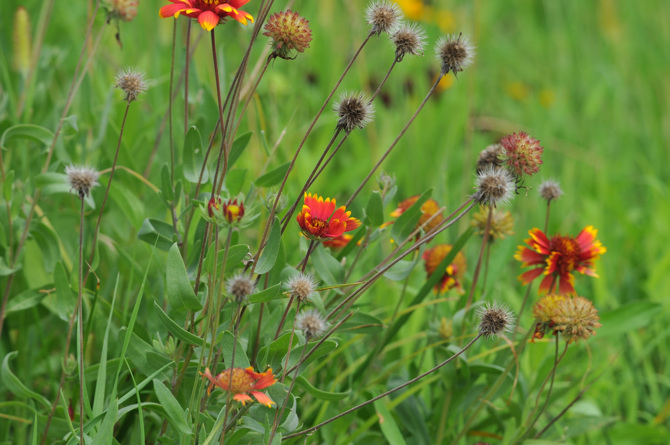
left=476, top=144, right=504, bottom=173
left=296, top=309, right=328, bottom=339
left=435, top=33, right=475, bottom=76
left=263, top=10, right=312, bottom=60
left=539, top=179, right=563, bottom=202
left=66, top=165, right=99, bottom=198
left=334, top=92, right=374, bottom=131
left=391, top=23, right=426, bottom=61
left=366, top=1, right=402, bottom=36
left=286, top=273, right=318, bottom=303
left=477, top=302, right=515, bottom=339
left=474, top=166, right=515, bottom=207
left=226, top=274, right=255, bottom=303
left=115, top=67, right=149, bottom=102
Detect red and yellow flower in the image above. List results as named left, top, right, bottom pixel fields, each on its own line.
left=296, top=193, right=360, bottom=241
left=201, top=367, right=276, bottom=406
left=390, top=195, right=443, bottom=232
left=423, top=244, right=467, bottom=293
left=323, top=233, right=353, bottom=249
left=515, top=226, right=606, bottom=295
left=223, top=198, right=244, bottom=223
left=159, top=0, right=254, bottom=32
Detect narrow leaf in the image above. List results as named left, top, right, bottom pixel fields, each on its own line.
left=255, top=162, right=290, bottom=188
left=166, top=243, right=202, bottom=312
left=183, top=126, right=209, bottom=183
left=152, top=379, right=193, bottom=435
left=248, top=283, right=281, bottom=304
left=255, top=217, right=280, bottom=274
left=1, top=352, right=51, bottom=409
left=154, top=302, right=206, bottom=347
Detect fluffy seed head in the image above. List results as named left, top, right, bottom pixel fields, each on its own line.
left=435, top=33, right=475, bottom=76
left=539, top=179, right=563, bottom=202
left=474, top=166, right=515, bottom=207
left=334, top=92, right=374, bottom=131
left=66, top=165, right=99, bottom=198
left=109, top=0, right=138, bottom=22
left=391, top=22, right=427, bottom=61
left=500, top=132, right=544, bottom=177
left=263, top=10, right=312, bottom=60
left=296, top=309, right=328, bottom=340
left=226, top=273, right=255, bottom=303
left=366, top=1, right=402, bottom=36
left=477, top=301, right=515, bottom=339
left=476, top=144, right=504, bottom=173
left=286, top=273, right=318, bottom=303
left=115, top=67, right=149, bottom=102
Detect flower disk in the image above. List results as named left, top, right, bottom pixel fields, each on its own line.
left=110, top=0, right=138, bottom=21
left=66, top=165, right=99, bottom=198
left=159, top=0, right=254, bottom=31
left=391, top=23, right=427, bottom=61
left=201, top=367, right=276, bottom=406
left=500, top=132, right=544, bottom=177
left=263, top=10, right=312, bottom=59
left=334, top=92, right=374, bottom=132
left=115, top=68, right=149, bottom=102
left=366, top=0, right=402, bottom=36
left=296, top=193, right=361, bottom=241
left=516, top=226, right=606, bottom=295
left=470, top=205, right=514, bottom=241
left=435, top=33, right=475, bottom=76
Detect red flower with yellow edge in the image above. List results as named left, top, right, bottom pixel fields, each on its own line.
left=423, top=244, right=467, bottom=294
left=296, top=193, right=360, bottom=241
left=201, top=367, right=276, bottom=406
left=159, top=0, right=253, bottom=32
left=223, top=198, right=244, bottom=223
left=390, top=195, right=444, bottom=232
left=515, top=226, right=606, bottom=295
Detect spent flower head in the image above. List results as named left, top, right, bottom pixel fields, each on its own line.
left=66, top=165, right=99, bottom=198
left=226, top=273, right=255, bottom=303
left=477, top=301, right=515, bottom=339
left=532, top=294, right=601, bottom=343
left=115, top=67, right=149, bottom=102
left=539, top=179, right=563, bottom=202
left=263, top=10, right=312, bottom=60
left=435, top=33, right=475, bottom=77
left=366, top=1, right=402, bottom=36
left=108, top=0, right=138, bottom=22
left=391, top=22, right=427, bottom=61
left=470, top=205, right=514, bottom=241
left=474, top=165, right=516, bottom=207
left=285, top=272, right=319, bottom=303
left=296, top=309, right=328, bottom=340
left=500, top=132, right=543, bottom=177
left=159, top=0, right=254, bottom=31
left=334, top=92, right=374, bottom=132
left=476, top=143, right=504, bottom=173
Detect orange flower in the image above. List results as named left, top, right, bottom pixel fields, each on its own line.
left=423, top=244, right=466, bottom=293
left=390, top=195, right=443, bottom=232
left=296, top=193, right=360, bottom=241
left=515, top=226, right=606, bottom=295
left=159, top=0, right=253, bottom=32
left=201, top=367, right=276, bottom=406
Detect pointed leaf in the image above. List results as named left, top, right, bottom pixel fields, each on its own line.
left=255, top=162, right=290, bottom=188
left=183, top=126, right=209, bottom=183
left=365, top=191, right=384, bottom=227
left=166, top=243, right=202, bottom=312
left=154, top=301, right=207, bottom=347
left=248, top=284, right=281, bottom=304
left=152, top=379, right=193, bottom=435
left=1, top=352, right=51, bottom=409
left=227, top=132, right=252, bottom=171
left=137, top=218, right=176, bottom=252
left=255, top=217, right=280, bottom=274
left=294, top=376, right=349, bottom=401
left=312, top=244, right=344, bottom=286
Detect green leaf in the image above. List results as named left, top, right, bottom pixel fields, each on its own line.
left=248, top=284, right=281, bottom=304
left=166, top=243, right=203, bottom=312
left=152, top=379, right=193, bottom=436
left=220, top=331, right=250, bottom=368
left=597, top=301, right=661, bottom=338
left=202, top=244, right=250, bottom=276
left=3, top=169, right=14, bottom=201
left=54, top=261, right=75, bottom=322
left=365, top=191, right=384, bottom=227
left=294, top=376, right=349, bottom=401
left=5, top=288, right=45, bottom=313
left=374, top=400, right=407, bottom=445
left=1, top=352, right=51, bottom=409
left=154, top=302, right=206, bottom=347
left=382, top=252, right=423, bottom=281
left=137, top=218, right=176, bottom=252
left=225, top=168, right=247, bottom=196
left=183, top=126, right=209, bottom=184
left=31, top=222, right=61, bottom=274
left=255, top=162, right=290, bottom=188
left=92, top=399, right=118, bottom=445
left=311, top=244, right=344, bottom=286
left=161, top=163, right=174, bottom=202
left=0, top=123, right=53, bottom=151
left=255, top=217, right=280, bottom=274
left=340, top=312, right=386, bottom=334
left=0, top=257, right=19, bottom=276
left=227, top=132, right=252, bottom=171
left=283, top=340, right=337, bottom=373
left=391, top=189, right=432, bottom=242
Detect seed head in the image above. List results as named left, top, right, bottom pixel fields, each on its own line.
left=366, top=1, right=403, bottom=36
left=115, top=67, right=149, bottom=103
left=474, top=166, right=515, bottom=207
left=286, top=273, right=318, bottom=303
left=470, top=205, right=514, bottom=241
left=334, top=92, right=374, bottom=132
left=539, top=179, right=563, bottom=202
left=435, top=33, right=475, bottom=76
left=296, top=309, right=328, bottom=340
left=226, top=273, right=255, bottom=303
left=500, top=132, right=544, bottom=177
left=533, top=295, right=601, bottom=343
left=263, top=10, right=312, bottom=60
left=476, top=144, right=504, bottom=173
left=477, top=301, right=515, bottom=339
left=109, top=0, right=138, bottom=22
left=391, top=22, right=426, bottom=61
left=65, top=165, right=99, bottom=198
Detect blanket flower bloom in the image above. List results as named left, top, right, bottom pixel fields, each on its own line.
left=423, top=244, right=467, bottom=293
left=159, top=0, right=254, bottom=32
left=296, top=193, right=360, bottom=241
left=201, top=367, right=276, bottom=406
left=515, top=226, right=606, bottom=295
left=390, top=195, right=443, bottom=232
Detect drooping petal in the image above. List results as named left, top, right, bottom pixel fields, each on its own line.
left=557, top=274, right=576, bottom=295
left=251, top=391, right=275, bottom=407
left=198, top=10, right=220, bottom=31
left=233, top=393, right=253, bottom=405
left=518, top=268, right=545, bottom=285
left=537, top=274, right=555, bottom=294
left=159, top=2, right=189, bottom=18
left=515, top=246, right=546, bottom=266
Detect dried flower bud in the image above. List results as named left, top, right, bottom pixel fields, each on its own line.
left=532, top=294, right=601, bottom=343
left=115, top=67, right=149, bottom=103
left=500, top=132, right=543, bottom=177
left=476, top=144, right=504, bottom=173
left=226, top=273, right=255, bottom=303
left=391, top=22, right=426, bottom=61
left=477, top=301, right=515, bottom=339
left=263, top=10, right=312, bottom=60
left=66, top=165, right=99, bottom=198
left=12, top=7, right=31, bottom=75
left=377, top=171, right=396, bottom=191
left=366, top=1, right=402, bottom=36
left=296, top=309, right=328, bottom=340
left=286, top=273, right=318, bottom=303
left=539, top=179, right=563, bottom=202
left=474, top=166, right=515, bottom=207
left=435, top=33, right=475, bottom=77
left=109, top=0, right=138, bottom=22
left=334, top=92, right=374, bottom=132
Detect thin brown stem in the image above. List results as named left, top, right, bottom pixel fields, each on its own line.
left=463, top=205, right=493, bottom=324
left=77, top=196, right=85, bottom=445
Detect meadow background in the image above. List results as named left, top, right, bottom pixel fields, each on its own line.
left=0, top=0, right=669, bottom=444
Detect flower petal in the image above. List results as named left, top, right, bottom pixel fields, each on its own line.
left=198, top=10, right=220, bottom=31
left=233, top=393, right=253, bottom=405
left=518, top=268, right=545, bottom=285
left=251, top=391, right=275, bottom=407
left=159, top=2, right=189, bottom=18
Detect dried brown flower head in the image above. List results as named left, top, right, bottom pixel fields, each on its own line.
left=115, top=67, right=149, bottom=102
left=474, top=166, right=515, bottom=207
left=66, top=165, right=99, bottom=198
left=532, top=294, right=601, bottom=343
left=226, top=273, right=255, bottom=303
left=391, top=23, right=426, bottom=61
left=286, top=273, right=318, bottom=303
left=539, top=179, right=563, bottom=202
left=296, top=309, right=328, bottom=340
left=263, top=10, right=312, bottom=60
left=476, top=144, right=504, bottom=173
left=366, top=1, right=402, bottom=36
left=477, top=302, right=515, bottom=339
left=435, top=33, right=475, bottom=76
left=334, top=92, right=374, bottom=131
